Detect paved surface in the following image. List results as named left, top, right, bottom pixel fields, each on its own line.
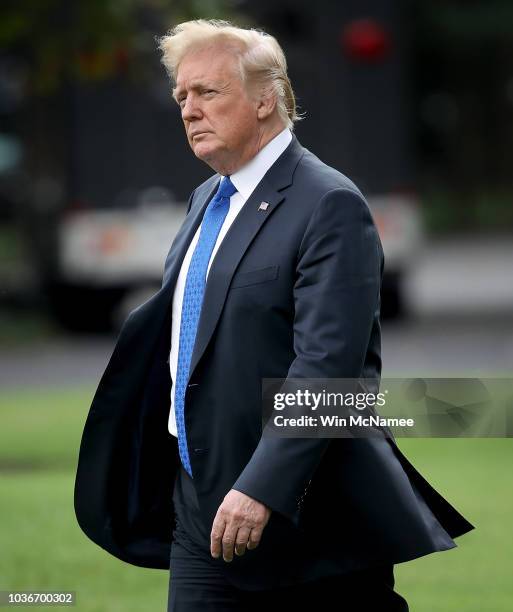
left=404, top=236, right=513, bottom=316
left=381, top=314, right=513, bottom=376
left=1, top=315, right=511, bottom=390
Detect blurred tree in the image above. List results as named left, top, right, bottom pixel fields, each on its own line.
left=412, top=0, right=513, bottom=230
left=0, top=0, right=244, bottom=94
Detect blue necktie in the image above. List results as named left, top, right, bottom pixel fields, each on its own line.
left=174, top=176, right=237, bottom=477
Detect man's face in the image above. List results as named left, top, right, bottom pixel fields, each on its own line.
left=173, top=44, right=262, bottom=174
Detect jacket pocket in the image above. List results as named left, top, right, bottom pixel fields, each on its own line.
left=230, top=265, right=279, bottom=289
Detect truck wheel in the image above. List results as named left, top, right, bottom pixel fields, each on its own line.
left=47, top=284, right=125, bottom=333
left=381, top=272, right=405, bottom=320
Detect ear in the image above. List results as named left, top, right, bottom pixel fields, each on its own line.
left=256, top=88, right=277, bottom=121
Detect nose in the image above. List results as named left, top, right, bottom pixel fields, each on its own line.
left=181, top=94, right=202, bottom=122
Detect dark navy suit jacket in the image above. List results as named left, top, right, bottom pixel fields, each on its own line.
left=74, top=135, right=473, bottom=589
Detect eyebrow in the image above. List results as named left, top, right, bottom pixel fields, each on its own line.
left=172, top=79, right=215, bottom=102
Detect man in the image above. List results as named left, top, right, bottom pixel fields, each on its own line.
left=74, top=19, right=473, bottom=611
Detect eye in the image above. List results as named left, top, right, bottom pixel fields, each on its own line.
left=202, top=89, right=216, bottom=97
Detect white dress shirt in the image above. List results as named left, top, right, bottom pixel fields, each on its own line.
left=168, top=127, right=293, bottom=436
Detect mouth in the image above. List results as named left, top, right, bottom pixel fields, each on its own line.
left=190, top=131, right=210, bottom=140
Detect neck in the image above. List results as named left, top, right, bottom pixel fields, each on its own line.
left=212, top=121, right=287, bottom=175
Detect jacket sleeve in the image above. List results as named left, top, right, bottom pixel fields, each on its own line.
left=231, top=187, right=384, bottom=527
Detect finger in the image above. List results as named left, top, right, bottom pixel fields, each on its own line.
left=210, top=516, right=226, bottom=559
left=234, top=527, right=251, bottom=556
left=222, top=524, right=239, bottom=562
left=247, top=527, right=263, bottom=550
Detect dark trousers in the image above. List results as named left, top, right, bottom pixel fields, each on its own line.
left=168, top=465, right=409, bottom=612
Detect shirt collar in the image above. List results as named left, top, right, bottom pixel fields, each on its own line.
left=229, top=128, right=292, bottom=201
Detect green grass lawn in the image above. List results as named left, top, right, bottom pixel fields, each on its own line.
left=395, top=439, right=513, bottom=611
left=0, top=471, right=167, bottom=612
left=1, top=388, right=512, bottom=611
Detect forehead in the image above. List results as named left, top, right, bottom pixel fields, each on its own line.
left=175, top=44, right=241, bottom=89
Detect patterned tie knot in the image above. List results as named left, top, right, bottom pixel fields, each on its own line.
left=214, top=176, right=237, bottom=204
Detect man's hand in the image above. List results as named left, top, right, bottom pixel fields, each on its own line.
left=210, top=490, right=272, bottom=562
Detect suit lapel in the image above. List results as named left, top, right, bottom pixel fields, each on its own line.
left=132, top=176, right=220, bottom=360
left=161, top=175, right=220, bottom=299
left=188, top=135, right=305, bottom=380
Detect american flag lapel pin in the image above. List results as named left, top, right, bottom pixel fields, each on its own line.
left=258, top=201, right=270, bottom=211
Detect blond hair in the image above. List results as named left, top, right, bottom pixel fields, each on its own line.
left=157, top=19, right=302, bottom=130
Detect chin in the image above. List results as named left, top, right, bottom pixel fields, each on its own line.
left=193, top=144, right=224, bottom=169
left=193, top=141, right=213, bottom=159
